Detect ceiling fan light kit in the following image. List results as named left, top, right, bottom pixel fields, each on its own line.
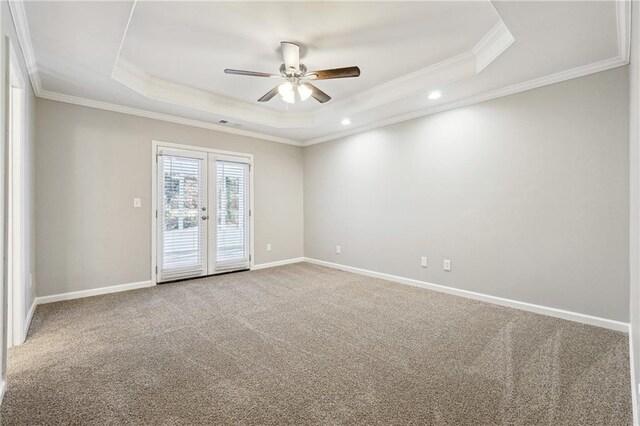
left=224, top=41, right=361, bottom=104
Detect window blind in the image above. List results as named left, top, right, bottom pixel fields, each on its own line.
left=159, top=154, right=207, bottom=280
left=216, top=161, right=249, bottom=270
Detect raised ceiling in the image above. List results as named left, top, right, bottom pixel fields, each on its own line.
left=13, top=1, right=629, bottom=145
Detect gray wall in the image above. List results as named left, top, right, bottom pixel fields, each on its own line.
left=629, top=0, right=640, bottom=410
left=304, top=67, right=630, bottom=322
left=35, top=99, right=303, bottom=296
left=3, top=1, right=37, bottom=324
left=35, top=65, right=630, bottom=322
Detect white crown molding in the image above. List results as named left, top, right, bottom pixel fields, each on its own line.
left=112, top=57, right=313, bottom=129
left=8, top=0, right=42, bottom=94
left=112, top=0, right=138, bottom=77
left=303, top=1, right=630, bottom=146
left=473, top=20, right=516, bottom=73
left=617, top=0, right=631, bottom=62
left=37, top=89, right=302, bottom=146
left=9, top=0, right=631, bottom=147
left=304, top=258, right=630, bottom=332
left=111, top=18, right=514, bottom=130
left=314, top=19, right=514, bottom=124
left=8, top=0, right=302, bottom=145
left=303, top=55, right=628, bottom=146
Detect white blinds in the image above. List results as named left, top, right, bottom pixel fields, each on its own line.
left=216, top=161, right=250, bottom=269
left=159, top=153, right=207, bottom=281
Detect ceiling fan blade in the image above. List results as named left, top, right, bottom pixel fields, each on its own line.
left=307, top=66, right=361, bottom=80
left=306, top=83, right=331, bottom=103
left=225, top=69, right=279, bottom=78
left=281, top=41, right=300, bottom=71
left=258, top=86, right=280, bottom=102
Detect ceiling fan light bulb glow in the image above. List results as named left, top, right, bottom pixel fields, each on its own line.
left=278, top=82, right=295, bottom=103
left=281, top=92, right=295, bottom=104
left=298, top=84, right=313, bottom=101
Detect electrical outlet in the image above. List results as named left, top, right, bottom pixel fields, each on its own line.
left=267, top=243, right=272, bottom=252
left=421, top=256, right=428, bottom=268
left=444, top=259, right=451, bottom=271
left=133, top=198, right=142, bottom=208
left=336, top=245, right=341, bottom=254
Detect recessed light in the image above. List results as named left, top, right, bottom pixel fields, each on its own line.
left=428, top=90, right=442, bottom=100
left=341, top=118, right=351, bottom=125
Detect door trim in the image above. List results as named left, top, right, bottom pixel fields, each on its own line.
left=150, top=140, right=254, bottom=285
left=6, top=39, right=26, bottom=348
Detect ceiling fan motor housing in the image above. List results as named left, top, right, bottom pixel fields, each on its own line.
left=280, top=63, right=307, bottom=77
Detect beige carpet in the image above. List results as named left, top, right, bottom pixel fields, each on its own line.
left=0, top=263, right=632, bottom=425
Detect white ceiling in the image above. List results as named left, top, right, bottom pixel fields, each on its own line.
left=121, top=1, right=500, bottom=111
left=14, top=1, right=629, bottom=145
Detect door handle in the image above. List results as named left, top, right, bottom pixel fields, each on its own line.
left=201, top=215, right=208, bottom=220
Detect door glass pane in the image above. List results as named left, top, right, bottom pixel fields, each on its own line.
left=216, top=161, right=249, bottom=268
left=160, top=154, right=206, bottom=279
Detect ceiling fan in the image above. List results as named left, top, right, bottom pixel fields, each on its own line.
left=224, top=41, right=361, bottom=104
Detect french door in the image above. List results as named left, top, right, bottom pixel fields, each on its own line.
left=157, top=146, right=251, bottom=282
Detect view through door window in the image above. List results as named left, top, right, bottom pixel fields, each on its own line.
left=161, top=155, right=205, bottom=274
left=216, top=161, right=249, bottom=267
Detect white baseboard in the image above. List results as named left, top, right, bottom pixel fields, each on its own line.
left=35, top=280, right=155, bottom=305
left=0, top=379, right=5, bottom=406
left=34, top=259, right=306, bottom=305
left=251, top=257, right=305, bottom=270
left=31, top=259, right=629, bottom=333
left=304, top=258, right=630, bottom=333
left=24, top=299, right=36, bottom=338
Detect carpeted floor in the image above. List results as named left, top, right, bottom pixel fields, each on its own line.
left=0, top=262, right=632, bottom=425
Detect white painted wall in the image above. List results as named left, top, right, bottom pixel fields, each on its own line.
left=35, top=99, right=304, bottom=297
left=304, top=66, right=630, bottom=322
left=3, top=0, right=36, bottom=335
left=629, top=0, right=640, bottom=417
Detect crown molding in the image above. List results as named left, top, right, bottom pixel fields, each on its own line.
left=8, top=0, right=301, bottom=146
left=112, top=0, right=138, bottom=77
left=112, top=57, right=313, bottom=129
left=111, top=17, right=514, bottom=129
left=8, top=0, right=42, bottom=94
left=314, top=19, right=514, bottom=124
left=303, top=0, right=630, bottom=146
left=473, top=20, right=516, bottom=73
left=8, top=0, right=631, bottom=148
left=303, top=55, right=629, bottom=146
left=617, top=0, right=631, bottom=62
left=37, top=89, right=302, bottom=146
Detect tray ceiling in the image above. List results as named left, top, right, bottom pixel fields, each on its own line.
left=14, top=1, right=629, bottom=145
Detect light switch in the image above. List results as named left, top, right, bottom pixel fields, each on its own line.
left=421, top=256, right=428, bottom=268
left=336, top=245, right=341, bottom=254
left=133, top=198, right=142, bottom=208
left=444, top=259, right=451, bottom=271
left=267, top=243, right=272, bottom=252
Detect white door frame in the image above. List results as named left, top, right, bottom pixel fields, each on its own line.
left=5, top=41, right=25, bottom=348
left=150, top=140, right=254, bottom=285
